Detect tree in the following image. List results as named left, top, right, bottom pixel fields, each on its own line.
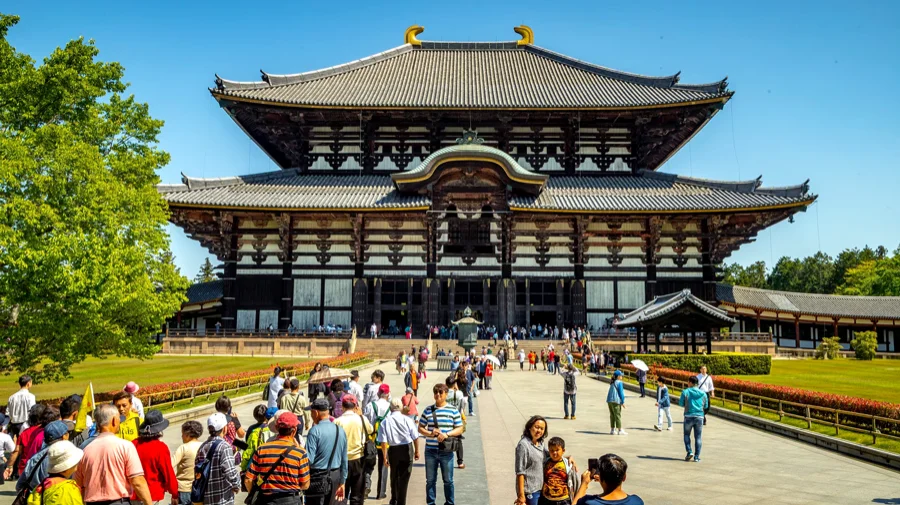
left=768, top=253, right=834, bottom=293
left=0, top=14, right=188, bottom=380
left=850, top=331, right=877, bottom=360
left=194, top=258, right=217, bottom=283
left=837, top=252, right=900, bottom=296
left=722, top=261, right=768, bottom=288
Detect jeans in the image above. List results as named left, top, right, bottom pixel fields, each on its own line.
left=524, top=492, right=541, bottom=505
left=563, top=393, right=576, bottom=417
left=465, top=394, right=474, bottom=416
left=684, top=416, right=703, bottom=458
left=607, top=402, right=622, bottom=430
left=657, top=407, right=672, bottom=428
left=547, top=362, right=554, bottom=374
left=639, top=382, right=646, bottom=397
left=425, top=447, right=455, bottom=505
left=178, top=492, right=192, bottom=505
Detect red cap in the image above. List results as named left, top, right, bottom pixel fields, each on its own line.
left=378, top=384, right=391, bottom=395
left=275, top=412, right=300, bottom=429
left=341, top=394, right=358, bottom=406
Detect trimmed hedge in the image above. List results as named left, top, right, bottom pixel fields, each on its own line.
left=627, top=353, right=771, bottom=375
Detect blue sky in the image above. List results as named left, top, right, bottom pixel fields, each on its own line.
left=7, top=1, right=899, bottom=278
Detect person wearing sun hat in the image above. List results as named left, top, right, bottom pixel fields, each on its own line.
left=123, top=381, right=145, bottom=420
left=26, top=440, right=84, bottom=505
left=132, top=410, right=178, bottom=503
left=16, top=420, right=69, bottom=493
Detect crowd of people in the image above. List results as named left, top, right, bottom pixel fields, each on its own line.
left=0, top=343, right=717, bottom=505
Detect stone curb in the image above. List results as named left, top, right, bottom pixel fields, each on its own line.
left=587, top=373, right=900, bottom=472
left=161, top=359, right=387, bottom=424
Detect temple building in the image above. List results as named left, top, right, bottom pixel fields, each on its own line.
left=159, top=26, right=815, bottom=335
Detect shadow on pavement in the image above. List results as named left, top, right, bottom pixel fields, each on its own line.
left=636, top=455, right=686, bottom=462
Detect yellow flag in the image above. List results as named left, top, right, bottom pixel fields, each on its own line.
left=75, top=382, right=95, bottom=433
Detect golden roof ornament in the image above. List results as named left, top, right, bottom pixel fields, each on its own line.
left=404, top=25, right=424, bottom=46
left=456, top=130, right=484, bottom=145
left=514, top=25, right=534, bottom=46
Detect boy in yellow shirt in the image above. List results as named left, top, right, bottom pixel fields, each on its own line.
left=113, top=391, right=141, bottom=442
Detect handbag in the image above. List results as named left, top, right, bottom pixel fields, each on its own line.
left=306, top=425, right=341, bottom=498
left=12, top=452, right=49, bottom=505
left=360, top=413, right=378, bottom=470
left=431, top=408, right=460, bottom=453
left=244, top=447, right=294, bottom=505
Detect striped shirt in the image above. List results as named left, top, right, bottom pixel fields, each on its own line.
left=418, top=404, right=463, bottom=449
left=245, top=437, right=310, bottom=493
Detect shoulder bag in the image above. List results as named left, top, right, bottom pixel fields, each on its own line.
left=431, top=407, right=460, bottom=453
left=244, top=446, right=294, bottom=505
left=11, top=452, right=49, bottom=505
left=306, top=425, right=341, bottom=498
left=359, top=413, right=378, bottom=470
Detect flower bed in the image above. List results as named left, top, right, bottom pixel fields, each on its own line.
left=43, top=352, right=370, bottom=406
left=648, top=365, right=900, bottom=434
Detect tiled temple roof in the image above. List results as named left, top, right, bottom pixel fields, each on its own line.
left=159, top=170, right=813, bottom=212
left=617, top=289, right=736, bottom=327
left=716, top=284, right=900, bottom=320
left=212, top=39, right=730, bottom=109
left=185, top=280, right=223, bottom=305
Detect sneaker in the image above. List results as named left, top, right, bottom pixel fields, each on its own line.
left=610, top=429, right=616, bottom=435
left=667, top=427, right=673, bottom=431
left=684, top=453, right=693, bottom=462
left=618, top=430, right=628, bottom=436
left=693, top=458, right=701, bottom=463
left=564, top=416, right=570, bottom=420
left=571, top=416, right=576, bottom=420
left=653, top=425, right=661, bottom=431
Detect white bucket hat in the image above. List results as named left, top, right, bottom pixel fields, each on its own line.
left=48, top=441, right=83, bottom=474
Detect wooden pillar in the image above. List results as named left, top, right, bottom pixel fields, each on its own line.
left=279, top=214, right=293, bottom=330
left=794, top=317, right=801, bottom=349
left=700, top=218, right=717, bottom=302
left=351, top=278, right=368, bottom=333
left=571, top=280, right=586, bottom=327
left=683, top=331, right=688, bottom=354
left=655, top=329, right=661, bottom=353
left=755, top=310, right=762, bottom=332
left=706, top=329, right=712, bottom=354
left=373, top=278, right=382, bottom=335
left=691, top=331, right=697, bottom=354
left=525, top=279, right=531, bottom=329
left=832, top=318, right=839, bottom=338
left=556, top=279, right=565, bottom=327
left=221, top=232, right=238, bottom=329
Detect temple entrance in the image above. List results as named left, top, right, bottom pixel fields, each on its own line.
left=530, top=310, right=558, bottom=328
left=381, top=310, right=407, bottom=337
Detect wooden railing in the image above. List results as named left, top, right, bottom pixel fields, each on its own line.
left=588, top=331, right=772, bottom=342
left=610, top=368, right=900, bottom=445
left=167, top=329, right=352, bottom=339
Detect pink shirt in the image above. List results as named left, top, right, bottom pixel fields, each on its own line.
left=75, top=432, right=145, bottom=501
left=401, top=393, right=419, bottom=416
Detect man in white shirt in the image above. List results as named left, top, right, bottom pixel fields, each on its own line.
left=376, top=398, right=419, bottom=505
left=347, top=370, right=365, bottom=405
left=362, top=370, right=385, bottom=408
left=7, top=375, right=35, bottom=436
left=696, top=365, right=715, bottom=425
left=370, top=323, right=377, bottom=339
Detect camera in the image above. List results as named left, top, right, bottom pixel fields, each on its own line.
left=588, top=458, right=600, bottom=476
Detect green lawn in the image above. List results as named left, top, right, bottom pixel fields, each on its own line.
left=728, top=359, right=900, bottom=404
left=0, top=356, right=302, bottom=402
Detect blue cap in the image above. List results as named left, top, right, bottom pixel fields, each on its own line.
left=265, top=407, right=279, bottom=420
left=44, top=420, right=69, bottom=443
left=613, top=370, right=623, bottom=377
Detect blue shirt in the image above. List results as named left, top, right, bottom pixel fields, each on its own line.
left=656, top=385, right=670, bottom=408
left=679, top=387, right=708, bottom=417
left=418, top=404, right=463, bottom=449
left=606, top=379, right=625, bottom=405
left=306, top=420, right=349, bottom=481
left=576, top=494, right=644, bottom=505
left=16, top=445, right=49, bottom=492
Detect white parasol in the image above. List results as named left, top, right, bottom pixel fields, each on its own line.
left=630, top=359, right=650, bottom=372
left=482, top=355, right=501, bottom=367
left=308, top=367, right=352, bottom=385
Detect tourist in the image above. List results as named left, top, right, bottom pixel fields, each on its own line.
left=606, top=371, right=626, bottom=435
left=679, top=376, right=708, bottom=462
left=243, top=412, right=310, bottom=505
left=445, top=378, right=466, bottom=469
left=347, top=370, right=365, bottom=405
left=279, top=377, right=311, bottom=434
left=7, top=374, right=35, bottom=437
left=266, top=367, right=285, bottom=409
left=541, top=437, right=578, bottom=505
left=123, top=381, right=145, bottom=420
left=16, top=419, right=69, bottom=493
left=547, top=349, right=555, bottom=374
left=463, top=362, right=477, bottom=417
left=572, top=454, right=643, bottom=505
left=308, top=363, right=328, bottom=401
left=364, top=384, right=391, bottom=499
left=59, top=395, right=88, bottom=447
left=477, top=358, right=487, bottom=390
left=404, top=364, right=419, bottom=397
left=418, top=383, right=464, bottom=505
left=696, top=365, right=715, bottom=425
left=402, top=387, right=419, bottom=420
left=635, top=368, right=647, bottom=398
left=333, top=395, right=372, bottom=505
left=112, top=391, right=141, bottom=442
left=485, top=361, right=494, bottom=390
left=16, top=405, right=59, bottom=479
left=561, top=364, right=578, bottom=420
left=377, top=398, right=420, bottom=505
left=362, top=370, right=385, bottom=407
left=0, top=421, right=13, bottom=485
left=194, top=413, right=241, bottom=505
left=528, top=351, right=536, bottom=371
left=328, top=379, right=347, bottom=418
left=75, top=404, right=152, bottom=505
left=304, top=398, right=348, bottom=505
left=451, top=355, right=460, bottom=372
left=654, top=378, right=672, bottom=431
left=26, top=440, right=84, bottom=505
left=370, top=322, right=377, bottom=339
left=215, top=396, right=245, bottom=453
left=132, top=410, right=178, bottom=504
left=515, top=415, right=547, bottom=505
left=173, top=420, right=204, bottom=505
left=554, top=353, right=562, bottom=375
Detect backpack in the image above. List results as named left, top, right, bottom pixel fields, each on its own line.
left=564, top=372, right=576, bottom=392
left=368, top=402, right=389, bottom=442
left=191, top=439, right=222, bottom=504
left=419, top=350, right=428, bottom=362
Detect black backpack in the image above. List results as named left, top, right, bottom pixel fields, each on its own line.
left=564, top=372, right=576, bottom=391
left=191, top=439, right=222, bottom=503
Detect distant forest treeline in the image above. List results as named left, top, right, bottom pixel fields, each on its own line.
left=721, top=245, right=900, bottom=296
